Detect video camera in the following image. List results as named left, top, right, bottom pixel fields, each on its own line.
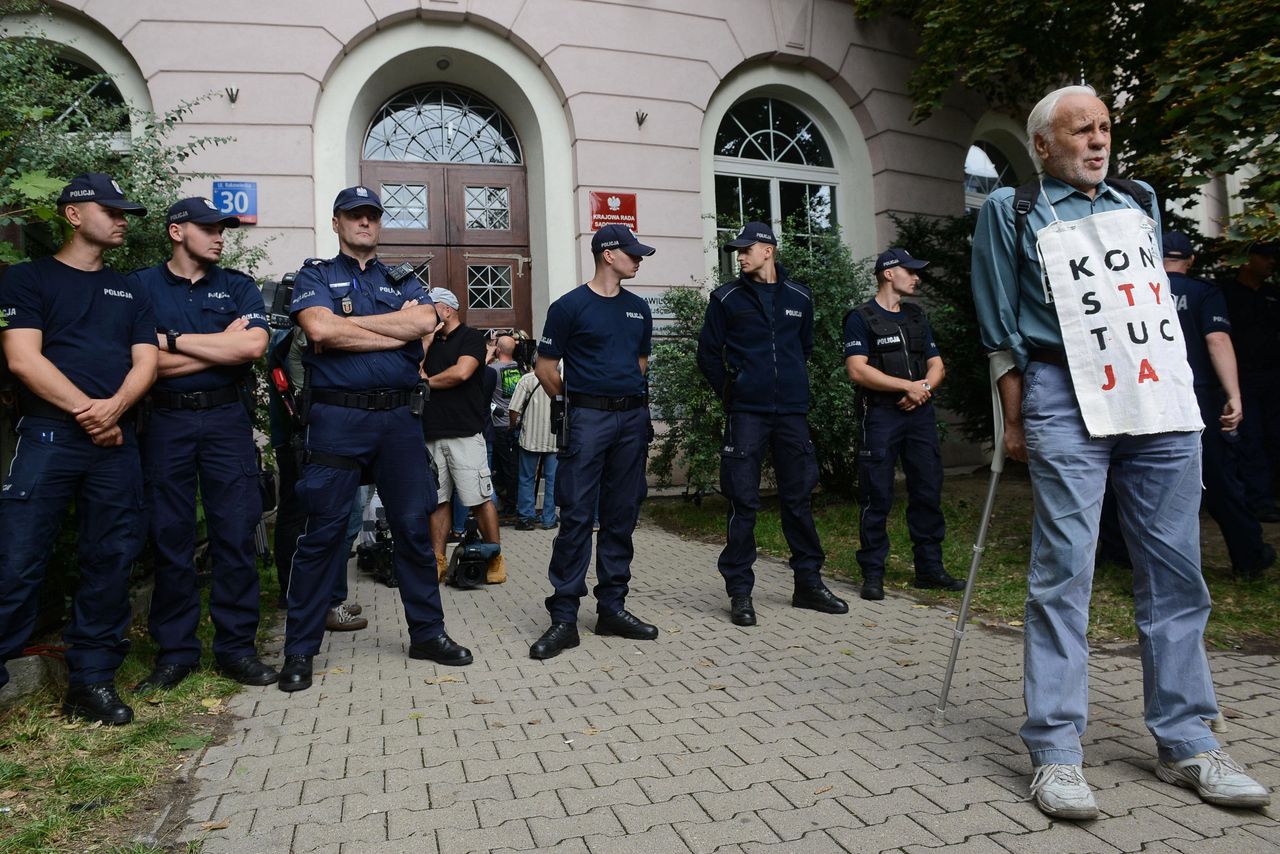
left=261, top=272, right=296, bottom=330
left=445, top=515, right=501, bottom=589
left=356, top=501, right=397, bottom=588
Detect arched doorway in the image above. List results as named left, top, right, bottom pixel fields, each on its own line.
left=360, top=84, right=532, bottom=334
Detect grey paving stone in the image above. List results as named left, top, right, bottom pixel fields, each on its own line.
left=585, top=824, right=693, bottom=854
left=173, top=528, right=1280, bottom=854
left=827, top=814, right=946, bottom=852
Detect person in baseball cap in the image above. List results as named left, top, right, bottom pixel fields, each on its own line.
left=722, top=221, right=778, bottom=250
left=166, top=197, right=240, bottom=228
left=57, top=172, right=147, bottom=215
left=874, top=248, right=929, bottom=276
left=590, top=224, right=655, bottom=257
left=1162, top=231, right=1194, bottom=260
left=332, top=185, right=384, bottom=213
left=427, top=287, right=460, bottom=310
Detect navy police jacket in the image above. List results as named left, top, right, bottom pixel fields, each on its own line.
left=696, top=264, right=814, bottom=415
left=287, top=253, right=432, bottom=391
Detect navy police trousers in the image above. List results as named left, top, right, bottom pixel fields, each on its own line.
left=546, top=406, right=649, bottom=622
left=143, top=402, right=262, bottom=667
left=856, top=402, right=945, bottom=581
left=717, top=412, right=824, bottom=596
left=0, top=418, right=144, bottom=688
left=285, top=403, right=442, bottom=656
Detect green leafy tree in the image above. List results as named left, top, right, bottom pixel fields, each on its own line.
left=0, top=5, right=267, bottom=274
left=854, top=0, right=1280, bottom=246
left=648, top=285, right=724, bottom=498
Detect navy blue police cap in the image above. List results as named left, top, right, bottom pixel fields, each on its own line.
left=723, top=221, right=778, bottom=250
left=333, top=185, right=384, bottom=213
left=167, top=196, right=240, bottom=227
left=57, top=172, right=147, bottom=215
left=875, top=248, right=929, bottom=275
left=1248, top=241, right=1278, bottom=257
left=1162, top=231, right=1194, bottom=260
left=591, top=224, right=655, bottom=257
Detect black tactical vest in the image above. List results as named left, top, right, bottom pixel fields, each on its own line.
left=856, top=300, right=929, bottom=381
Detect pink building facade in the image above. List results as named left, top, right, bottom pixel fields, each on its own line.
left=16, top=0, right=1026, bottom=339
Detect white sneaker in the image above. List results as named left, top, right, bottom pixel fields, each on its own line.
left=1029, top=764, right=1099, bottom=820
left=1155, top=749, right=1271, bottom=808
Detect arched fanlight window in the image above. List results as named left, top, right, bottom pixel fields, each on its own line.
left=964, top=141, right=1017, bottom=214
left=713, top=97, right=838, bottom=259
left=363, top=85, right=521, bottom=165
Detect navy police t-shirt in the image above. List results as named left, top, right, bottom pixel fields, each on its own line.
left=0, top=256, right=157, bottom=402
left=129, top=262, right=268, bottom=393
left=1169, top=271, right=1231, bottom=388
left=537, top=283, right=652, bottom=397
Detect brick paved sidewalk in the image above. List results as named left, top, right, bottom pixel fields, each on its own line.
left=182, top=520, right=1279, bottom=853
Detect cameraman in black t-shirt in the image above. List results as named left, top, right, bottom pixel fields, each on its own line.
left=423, top=288, right=505, bottom=583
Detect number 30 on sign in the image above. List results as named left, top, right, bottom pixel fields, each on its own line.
left=212, top=180, right=258, bottom=225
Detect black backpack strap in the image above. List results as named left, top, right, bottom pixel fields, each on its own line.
left=1103, top=178, right=1154, bottom=216
left=1012, top=181, right=1040, bottom=284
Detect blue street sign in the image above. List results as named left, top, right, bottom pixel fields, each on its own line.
left=212, top=180, right=258, bottom=224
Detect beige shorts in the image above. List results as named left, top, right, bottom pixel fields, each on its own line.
left=427, top=433, right=493, bottom=507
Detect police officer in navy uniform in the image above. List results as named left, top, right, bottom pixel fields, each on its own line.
left=1163, top=232, right=1274, bottom=577
left=1220, top=242, right=1280, bottom=522
left=844, top=248, right=962, bottom=601
left=0, top=173, right=157, bottom=723
left=129, top=197, right=277, bottom=692
left=528, top=225, right=659, bottom=660
left=278, top=185, right=472, bottom=691
left=697, top=222, right=846, bottom=627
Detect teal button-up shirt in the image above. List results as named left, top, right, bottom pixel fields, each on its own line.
left=971, top=176, right=1162, bottom=370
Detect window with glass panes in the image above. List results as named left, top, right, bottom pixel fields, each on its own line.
left=713, top=98, right=838, bottom=270
left=964, top=141, right=1017, bottom=214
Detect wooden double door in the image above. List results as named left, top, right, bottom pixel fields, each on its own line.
left=361, top=162, right=532, bottom=334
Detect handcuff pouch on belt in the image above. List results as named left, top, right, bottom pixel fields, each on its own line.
left=550, top=394, right=568, bottom=451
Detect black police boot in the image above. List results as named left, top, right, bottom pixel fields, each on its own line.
left=860, top=577, right=885, bottom=601
left=133, top=663, right=197, bottom=694
left=277, top=655, right=314, bottom=692
left=1239, top=543, right=1277, bottom=581
left=595, top=610, right=659, bottom=640
left=730, top=594, right=757, bottom=626
left=218, top=656, right=280, bottom=686
left=792, top=583, right=850, bottom=614
left=409, top=633, right=474, bottom=666
left=530, top=622, right=580, bottom=660
left=914, top=571, right=966, bottom=592
left=64, top=681, right=133, bottom=725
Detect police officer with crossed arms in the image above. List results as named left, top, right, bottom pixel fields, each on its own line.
left=130, top=198, right=276, bottom=692
left=279, top=185, right=472, bottom=692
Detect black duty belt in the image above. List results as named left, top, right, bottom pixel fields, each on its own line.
left=20, top=397, right=73, bottom=422
left=569, top=393, right=648, bottom=412
left=311, top=388, right=412, bottom=410
left=1027, top=347, right=1068, bottom=368
left=150, top=384, right=241, bottom=411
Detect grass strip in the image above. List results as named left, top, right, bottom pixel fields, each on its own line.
left=644, top=471, right=1280, bottom=650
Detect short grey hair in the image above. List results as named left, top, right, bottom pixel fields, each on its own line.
left=1026, top=84, right=1099, bottom=168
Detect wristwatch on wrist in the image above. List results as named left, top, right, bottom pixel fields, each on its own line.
left=921, top=381, right=932, bottom=391
left=166, top=330, right=182, bottom=353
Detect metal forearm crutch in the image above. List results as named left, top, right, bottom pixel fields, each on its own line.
left=933, top=357, right=1008, bottom=725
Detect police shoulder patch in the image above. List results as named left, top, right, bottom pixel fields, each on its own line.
left=304, top=257, right=328, bottom=267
